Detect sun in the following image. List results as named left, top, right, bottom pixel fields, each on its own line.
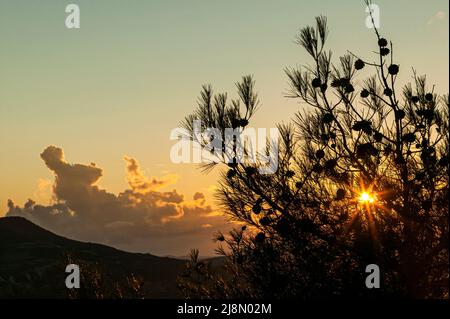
left=359, top=192, right=375, bottom=203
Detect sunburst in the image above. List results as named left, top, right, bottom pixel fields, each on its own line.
left=359, top=192, right=375, bottom=203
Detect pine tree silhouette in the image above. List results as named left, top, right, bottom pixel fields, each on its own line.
left=179, top=12, right=449, bottom=299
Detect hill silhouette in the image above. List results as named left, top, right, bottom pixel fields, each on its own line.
left=0, top=216, right=197, bottom=298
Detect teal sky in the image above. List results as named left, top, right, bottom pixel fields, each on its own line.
left=1, top=0, right=448, bottom=215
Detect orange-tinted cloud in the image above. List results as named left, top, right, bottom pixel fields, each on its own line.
left=6, top=146, right=230, bottom=256
left=124, top=156, right=178, bottom=194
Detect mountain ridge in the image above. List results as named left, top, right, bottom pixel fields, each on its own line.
left=0, top=216, right=194, bottom=298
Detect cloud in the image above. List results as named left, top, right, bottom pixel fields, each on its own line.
left=124, top=156, right=179, bottom=193
left=427, top=11, right=446, bottom=25
left=6, top=146, right=230, bottom=256
left=193, top=192, right=205, bottom=201
left=33, top=178, right=53, bottom=204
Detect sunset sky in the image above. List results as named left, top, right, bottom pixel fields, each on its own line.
left=0, top=0, right=448, bottom=256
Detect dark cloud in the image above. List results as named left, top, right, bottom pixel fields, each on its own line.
left=193, top=192, right=205, bottom=201
left=6, top=146, right=230, bottom=256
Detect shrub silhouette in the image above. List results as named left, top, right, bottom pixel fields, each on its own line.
left=64, top=253, right=145, bottom=299
left=179, top=13, right=448, bottom=299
